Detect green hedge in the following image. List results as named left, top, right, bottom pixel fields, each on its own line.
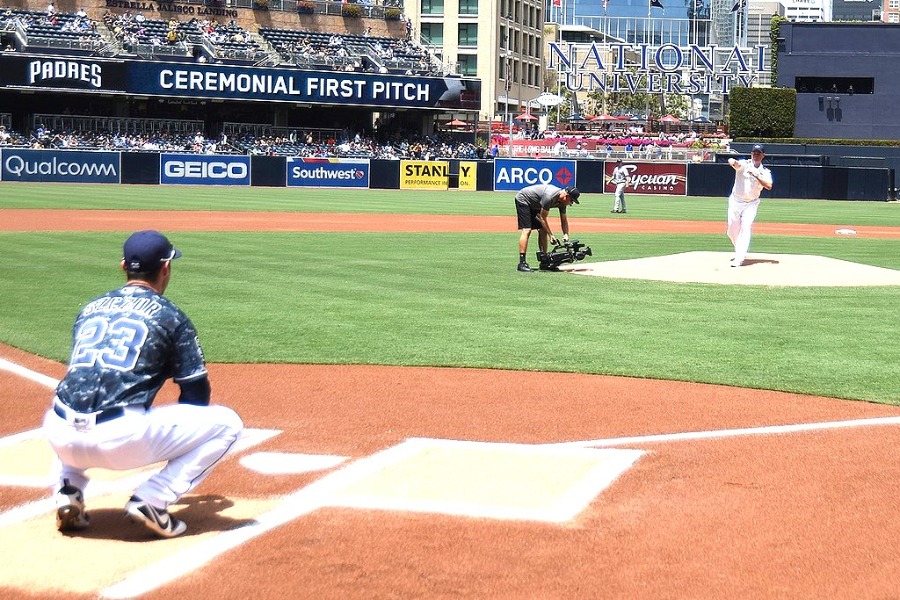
left=729, top=87, right=796, bottom=139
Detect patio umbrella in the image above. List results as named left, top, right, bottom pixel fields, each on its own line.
left=591, top=114, right=616, bottom=122
left=515, top=113, right=538, bottom=121
left=660, top=114, right=681, bottom=123
left=446, top=119, right=468, bottom=127
left=569, top=114, right=588, bottom=122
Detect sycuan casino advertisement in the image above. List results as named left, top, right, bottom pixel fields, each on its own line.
left=604, top=162, right=687, bottom=196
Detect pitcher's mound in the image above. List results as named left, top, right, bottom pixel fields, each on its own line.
left=560, top=252, right=900, bottom=287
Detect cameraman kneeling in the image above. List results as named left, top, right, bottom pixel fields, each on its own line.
left=514, top=184, right=580, bottom=272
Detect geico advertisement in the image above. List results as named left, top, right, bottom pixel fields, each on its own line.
left=286, top=158, right=370, bottom=188
left=160, top=154, right=250, bottom=186
left=400, top=160, right=449, bottom=190
left=493, top=159, right=577, bottom=192
left=604, top=161, right=688, bottom=195
left=0, top=149, right=120, bottom=183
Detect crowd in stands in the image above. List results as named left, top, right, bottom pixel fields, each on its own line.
left=0, top=121, right=482, bottom=159
left=230, top=131, right=480, bottom=160
left=5, top=124, right=224, bottom=153
left=2, top=3, right=439, bottom=73
left=1, top=4, right=103, bottom=50
left=259, top=27, right=436, bottom=74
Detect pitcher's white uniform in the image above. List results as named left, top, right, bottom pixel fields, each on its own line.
left=727, top=150, right=773, bottom=266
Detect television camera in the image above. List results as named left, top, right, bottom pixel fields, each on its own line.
left=537, top=239, right=593, bottom=271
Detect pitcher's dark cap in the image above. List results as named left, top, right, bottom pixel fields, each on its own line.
left=751, top=144, right=765, bottom=153
left=565, top=186, right=581, bottom=204
left=123, top=230, right=181, bottom=273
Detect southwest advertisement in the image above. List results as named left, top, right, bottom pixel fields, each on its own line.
left=286, top=158, right=370, bottom=188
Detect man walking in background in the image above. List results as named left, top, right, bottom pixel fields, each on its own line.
left=727, top=144, right=773, bottom=266
left=514, top=184, right=580, bottom=272
left=610, top=159, right=629, bottom=213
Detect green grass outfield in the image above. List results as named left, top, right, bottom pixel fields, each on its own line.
left=2, top=184, right=899, bottom=405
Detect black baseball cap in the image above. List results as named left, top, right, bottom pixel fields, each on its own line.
left=123, top=230, right=181, bottom=273
left=751, top=144, right=765, bottom=153
left=564, top=186, right=581, bottom=204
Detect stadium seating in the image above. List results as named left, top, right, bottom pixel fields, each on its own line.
left=4, top=8, right=103, bottom=54
left=257, top=27, right=435, bottom=74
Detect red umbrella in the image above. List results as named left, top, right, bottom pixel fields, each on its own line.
left=515, top=112, right=538, bottom=121
left=659, top=114, right=681, bottom=123
left=591, top=114, right=616, bottom=121
left=446, top=119, right=468, bottom=127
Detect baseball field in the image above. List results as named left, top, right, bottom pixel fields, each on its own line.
left=2, top=183, right=900, bottom=599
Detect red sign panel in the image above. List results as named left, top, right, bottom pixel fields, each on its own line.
left=604, top=161, right=688, bottom=196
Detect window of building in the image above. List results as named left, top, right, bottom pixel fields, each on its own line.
left=421, top=0, right=444, bottom=15
left=458, top=0, right=478, bottom=14
left=794, top=76, right=873, bottom=94
left=889, top=12, right=900, bottom=22
left=420, top=23, right=443, bottom=45
left=457, top=54, right=477, bottom=77
left=889, top=0, right=899, bottom=8
left=458, top=24, right=477, bottom=47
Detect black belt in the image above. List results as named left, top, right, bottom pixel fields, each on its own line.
left=53, top=403, right=125, bottom=425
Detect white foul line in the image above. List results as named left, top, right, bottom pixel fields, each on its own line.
left=0, top=357, right=59, bottom=389
left=550, top=415, right=900, bottom=448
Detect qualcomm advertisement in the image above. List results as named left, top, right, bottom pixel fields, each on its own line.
left=493, top=159, right=578, bottom=192
left=0, top=149, right=120, bottom=183
left=160, top=154, right=250, bottom=186
left=287, top=158, right=370, bottom=188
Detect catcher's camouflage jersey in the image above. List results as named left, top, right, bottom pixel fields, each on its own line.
left=55, top=284, right=207, bottom=413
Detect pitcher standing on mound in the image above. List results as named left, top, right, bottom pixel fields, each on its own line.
left=726, top=144, right=773, bottom=267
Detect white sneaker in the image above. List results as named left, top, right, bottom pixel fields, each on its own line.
left=56, top=479, right=90, bottom=532
left=125, top=496, right=187, bottom=538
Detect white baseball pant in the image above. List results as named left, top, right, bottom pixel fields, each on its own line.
left=44, top=401, right=243, bottom=509
left=726, top=196, right=760, bottom=264
left=614, top=183, right=626, bottom=212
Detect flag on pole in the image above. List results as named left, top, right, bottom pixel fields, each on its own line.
left=731, top=0, right=744, bottom=11
left=602, top=0, right=608, bottom=10
left=694, top=0, right=702, bottom=7
left=650, top=0, right=664, bottom=8
left=552, top=0, right=561, bottom=5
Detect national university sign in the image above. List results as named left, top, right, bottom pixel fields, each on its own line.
left=548, top=42, right=770, bottom=96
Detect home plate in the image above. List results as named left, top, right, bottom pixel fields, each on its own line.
left=560, top=251, right=900, bottom=287
left=311, top=438, right=643, bottom=523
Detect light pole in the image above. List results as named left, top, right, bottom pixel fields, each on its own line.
left=501, top=16, right=510, bottom=139
left=506, top=13, right=514, bottom=157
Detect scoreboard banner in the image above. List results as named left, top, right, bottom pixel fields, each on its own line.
left=0, top=54, right=481, bottom=110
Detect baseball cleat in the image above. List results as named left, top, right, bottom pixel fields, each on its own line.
left=517, top=262, right=533, bottom=272
left=125, top=496, right=187, bottom=538
left=55, top=479, right=90, bottom=531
